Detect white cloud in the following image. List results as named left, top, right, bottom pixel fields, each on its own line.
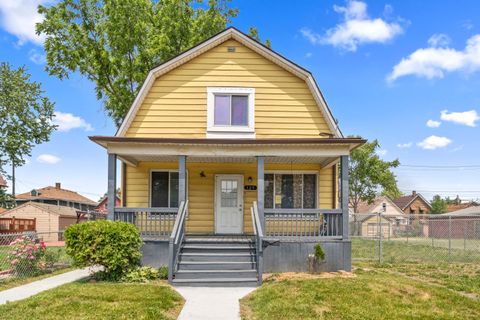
left=376, top=149, right=388, bottom=156
left=301, top=1, right=403, bottom=52
left=417, top=135, right=452, bottom=150
left=440, top=109, right=480, bottom=127
left=0, top=0, right=51, bottom=45
left=37, top=154, right=61, bottom=164
left=426, top=119, right=441, bottom=128
left=52, top=111, right=93, bottom=132
left=305, top=52, right=313, bottom=58
left=462, top=20, right=474, bottom=31
left=387, top=34, right=480, bottom=82
left=397, top=142, right=412, bottom=148
left=427, top=34, right=451, bottom=47
left=29, top=49, right=46, bottom=65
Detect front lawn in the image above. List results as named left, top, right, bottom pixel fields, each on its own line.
left=0, top=281, right=184, bottom=320
left=241, top=266, right=480, bottom=320
left=352, top=237, right=480, bottom=264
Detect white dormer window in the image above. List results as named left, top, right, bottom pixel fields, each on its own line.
left=207, top=87, right=255, bottom=138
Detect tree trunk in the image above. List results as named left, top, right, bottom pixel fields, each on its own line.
left=11, top=164, right=15, bottom=197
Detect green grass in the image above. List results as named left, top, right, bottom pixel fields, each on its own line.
left=0, top=280, right=184, bottom=320
left=352, top=238, right=480, bottom=264
left=370, top=262, right=480, bottom=297
left=241, top=267, right=480, bottom=320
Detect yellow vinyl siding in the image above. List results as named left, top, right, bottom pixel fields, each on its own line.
left=125, top=39, right=331, bottom=138
left=126, top=162, right=335, bottom=234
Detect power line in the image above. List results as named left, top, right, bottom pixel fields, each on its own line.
left=399, top=164, right=480, bottom=168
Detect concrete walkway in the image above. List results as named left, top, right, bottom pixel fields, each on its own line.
left=0, top=267, right=95, bottom=305
left=175, top=286, right=257, bottom=320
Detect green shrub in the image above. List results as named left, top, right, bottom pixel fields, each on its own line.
left=158, top=266, right=168, bottom=280
left=314, top=244, right=325, bottom=261
left=42, top=248, right=60, bottom=268
left=120, top=266, right=163, bottom=282
left=64, top=220, right=142, bottom=280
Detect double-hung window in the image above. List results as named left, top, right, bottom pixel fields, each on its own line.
left=264, top=173, right=318, bottom=209
left=207, top=87, right=255, bottom=137
left=150, top=171, right=180, bottom=208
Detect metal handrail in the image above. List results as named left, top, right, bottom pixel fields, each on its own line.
left=168, top=201, right=188, bottom=282
left=251, top=201, right=263, bottom=285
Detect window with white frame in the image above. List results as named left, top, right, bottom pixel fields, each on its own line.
left=150, top=171, right=181, bottom=208
left=207, top=87, right=255, bottom=136
left=264, top=173, right=318, bottom=209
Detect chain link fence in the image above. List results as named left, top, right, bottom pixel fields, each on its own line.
left=351, top=213, right=480, bottom=264
left=0, top=231, right=73, bottom=284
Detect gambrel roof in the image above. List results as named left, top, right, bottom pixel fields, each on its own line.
left=116, top=27, right=342, bottom=138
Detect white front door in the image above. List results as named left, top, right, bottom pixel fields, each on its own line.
left=215, top=175, right=243, bottom=234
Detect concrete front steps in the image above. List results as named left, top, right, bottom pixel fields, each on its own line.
left=172, top=236, right=259, bottom=287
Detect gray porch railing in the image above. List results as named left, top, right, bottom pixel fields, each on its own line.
left=114, top=207, right=178, bottom=239
left=168, top=201, right=188, bottom=282
left=251, top=201, right=264, bottom=285
left=264, top=208, right=343, bottom=238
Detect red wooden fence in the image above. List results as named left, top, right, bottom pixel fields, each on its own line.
left=0, top=217, right=36, bottom=233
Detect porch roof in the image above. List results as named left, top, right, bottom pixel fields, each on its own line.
left=89, top=136, right=365, bottom=167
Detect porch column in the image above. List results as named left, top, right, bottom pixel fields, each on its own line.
left=107, top=153, right=117, bottom=220
left=257, top=156, right=265, bottom=230
left=178, top=155, right=186, bottom=205
left=341, top=155, right=349, bottom=240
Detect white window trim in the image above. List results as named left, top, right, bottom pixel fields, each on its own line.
left=149, top=169, right=188, bottom=208
left=207, top=87, right=255, bottom=138
left=264, top=170, right=319, bottom=209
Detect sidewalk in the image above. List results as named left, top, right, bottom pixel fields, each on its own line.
left=0, top=267, right=95, bottom=305
left=175, top=286, right=256, bottom=320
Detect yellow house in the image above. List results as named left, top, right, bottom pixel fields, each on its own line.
left=91, top=27, right=364, bottom=286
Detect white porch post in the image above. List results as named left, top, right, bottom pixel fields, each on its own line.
left=178, top=156, right=186, bottom=205
left=341, top=155, right=349, bottom=240
left=257, top=156, right=265, bottom=230
left=107, top=153, right=117, bottom=220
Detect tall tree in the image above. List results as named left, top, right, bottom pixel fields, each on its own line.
left=37, top=0, right=239, bottom=126
left=248, top=27, right=271, bottom=48
left=0, top=188, right=15, bottom=209
left=0, top=62, right=56, bottom=196
left=349, top=139, right=401, bottom=213
left=430, top=195, right=448, bottom=214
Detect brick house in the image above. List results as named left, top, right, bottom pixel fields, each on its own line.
left=393, top=191, right=432, bottom=214
left=16, top=182, right=97, bottom=212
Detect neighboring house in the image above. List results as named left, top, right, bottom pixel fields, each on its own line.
left=446, top=195, right=479, bottom=213
left=351, top=196, right=406, bottom=237
left=90, top=27, right=365, bottom=285
left=393, top=191, right=432, bottom=214
left=1, top=202, right=87, bottom=241
left=96, top=195, right=121, bottom=213
left=428, top=206, right=480, bottom=239
left=16, top=182, right=97, bottom=212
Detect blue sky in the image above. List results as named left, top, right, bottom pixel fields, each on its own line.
left=0, top=0, right=479, bottom=202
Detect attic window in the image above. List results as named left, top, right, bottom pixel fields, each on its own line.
left=30, top=190, right=38, bottom=196
left=227, top=46, right=236, bottom=52
left=206, top=87, right=255, bottom=138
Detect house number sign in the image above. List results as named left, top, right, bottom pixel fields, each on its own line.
left=244, top=185, right=257, bottom=191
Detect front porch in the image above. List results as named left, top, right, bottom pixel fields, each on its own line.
left=91, top=136, right=362, bottom=284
